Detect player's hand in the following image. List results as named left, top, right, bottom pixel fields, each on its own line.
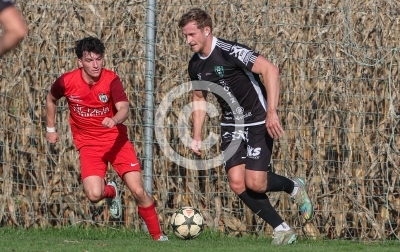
left=266, top=110, right=284, bottom=139
left=191, top=138, right=202, bottom=156
left=102, top=117, right=117, bottom=128
left=46, top=132, right=60, bottom=144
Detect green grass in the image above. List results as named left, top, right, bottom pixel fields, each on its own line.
left=0, top=227, right=399, bottom=252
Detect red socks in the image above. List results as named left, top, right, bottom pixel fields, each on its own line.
left=103, top=186, right=162, bottom=240
left=103, top=184, right=116, bottom=199
left=138, top=203, right=162, bottom=240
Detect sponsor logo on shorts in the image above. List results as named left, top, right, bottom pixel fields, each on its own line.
left=130, top=163, right=138, bottom=166
left=247, top=145, right=261, bottom=159
left=222, top=129, right=248, bottom=141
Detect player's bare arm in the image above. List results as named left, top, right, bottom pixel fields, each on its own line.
left=102, top=101, right=129, bottom=128
left=251, top=55, right=284, bottom=139
left=45, top=92, right=60, bottom=143
left=191, top=90, right=208, bottom=155
left=0, top=6, right=27, bottom=56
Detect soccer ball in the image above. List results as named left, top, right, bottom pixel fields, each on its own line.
left=170, top=206, right=204, bottom=240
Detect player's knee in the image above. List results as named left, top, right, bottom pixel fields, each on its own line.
left=245, top=181, right=266, bottom=193
left=130, top=186, right=147, bottom=201
left=229, top=181, right=245, bottom=195
left=86, top=190, right=102, bottom=203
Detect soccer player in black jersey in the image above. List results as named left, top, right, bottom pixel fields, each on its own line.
left=179, top=8, right=313, bottom=245
left=0, top=0, right=27, bottom=56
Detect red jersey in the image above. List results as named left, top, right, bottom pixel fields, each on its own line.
left=51, top=68, right=129, bottom=149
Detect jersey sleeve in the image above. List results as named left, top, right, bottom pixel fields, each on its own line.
left=188, top=60, right=198, bottom=81
left=50, top=76, right=66, bottom=100
left=110, top=76, right=128, bottom=103
left=0, top=0, right=14, bottom=13
left=188, top=60, right=203, bottom=90
left=228, top=42, right=260, bottom=72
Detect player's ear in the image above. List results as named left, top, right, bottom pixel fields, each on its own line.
left=204, top=26, right=211, bottom=36
left=77, top=59, right=83, bottom=68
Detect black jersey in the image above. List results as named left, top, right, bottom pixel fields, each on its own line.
left=0, top=0, right=13, bottom=12
left=188, top=37, right=267, bottom=126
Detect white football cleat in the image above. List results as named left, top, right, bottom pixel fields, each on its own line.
left=106, top=181, right=122, bottom=219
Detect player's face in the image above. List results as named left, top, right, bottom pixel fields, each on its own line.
left=78, top=51, right=104, bottom=81
left=182, top=21, right=209, bottom=56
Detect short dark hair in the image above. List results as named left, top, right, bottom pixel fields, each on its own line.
left=178, top=8, right=212, bottom=31
left=75, top=37, right=105, bottom=59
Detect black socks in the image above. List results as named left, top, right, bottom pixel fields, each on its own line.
left=238, top=189, right=283, bottom=229
left=265, top=172, right=294, bottom=194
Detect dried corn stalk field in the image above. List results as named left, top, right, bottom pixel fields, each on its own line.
left=0, top=0, right=399, bottom=240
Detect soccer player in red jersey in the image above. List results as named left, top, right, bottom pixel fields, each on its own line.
left=45, top=37, right=168, bottom=241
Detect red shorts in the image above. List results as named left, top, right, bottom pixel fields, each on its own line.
left=79, top=140, right=141, bottom=180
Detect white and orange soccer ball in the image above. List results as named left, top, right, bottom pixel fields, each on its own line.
left=170, top=206, right=204, bottom=240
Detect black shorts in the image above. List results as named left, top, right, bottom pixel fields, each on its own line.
left=221, top=124, right=273, bottom=172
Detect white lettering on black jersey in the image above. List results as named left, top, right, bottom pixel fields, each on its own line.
left=188, top=37, right=267, bottom=126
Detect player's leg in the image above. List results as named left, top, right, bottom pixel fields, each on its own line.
left=265, top=171, right=294, bottom=194
left=264, top=172, right=313, bottom=219
left=123, top=171, right=152, bottom=206
left=80, top=145, right=114, bottom=203
left=220, top=125, right=246, bottom=195
left=228, top=165, right=284, bottom=226
left=243, top=170, right=295, bottom=242
left=80, top=145, right=120, bottom=218
left=222, top=125, right=293, bottom=243
left=242, top=125, right=296, bottom=245
left=123, top=171, right=166, bottom=241
left=109, top=140, right=149, bottom=206
left=228, top=166, right=295, bottom=244
left=111, top=140, right=167, bottom=241
left=82, top=176, right=107, bottom=202
left=243, top=124, right=293, bottom=193
left=246, top=125, right=313, bottom=219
